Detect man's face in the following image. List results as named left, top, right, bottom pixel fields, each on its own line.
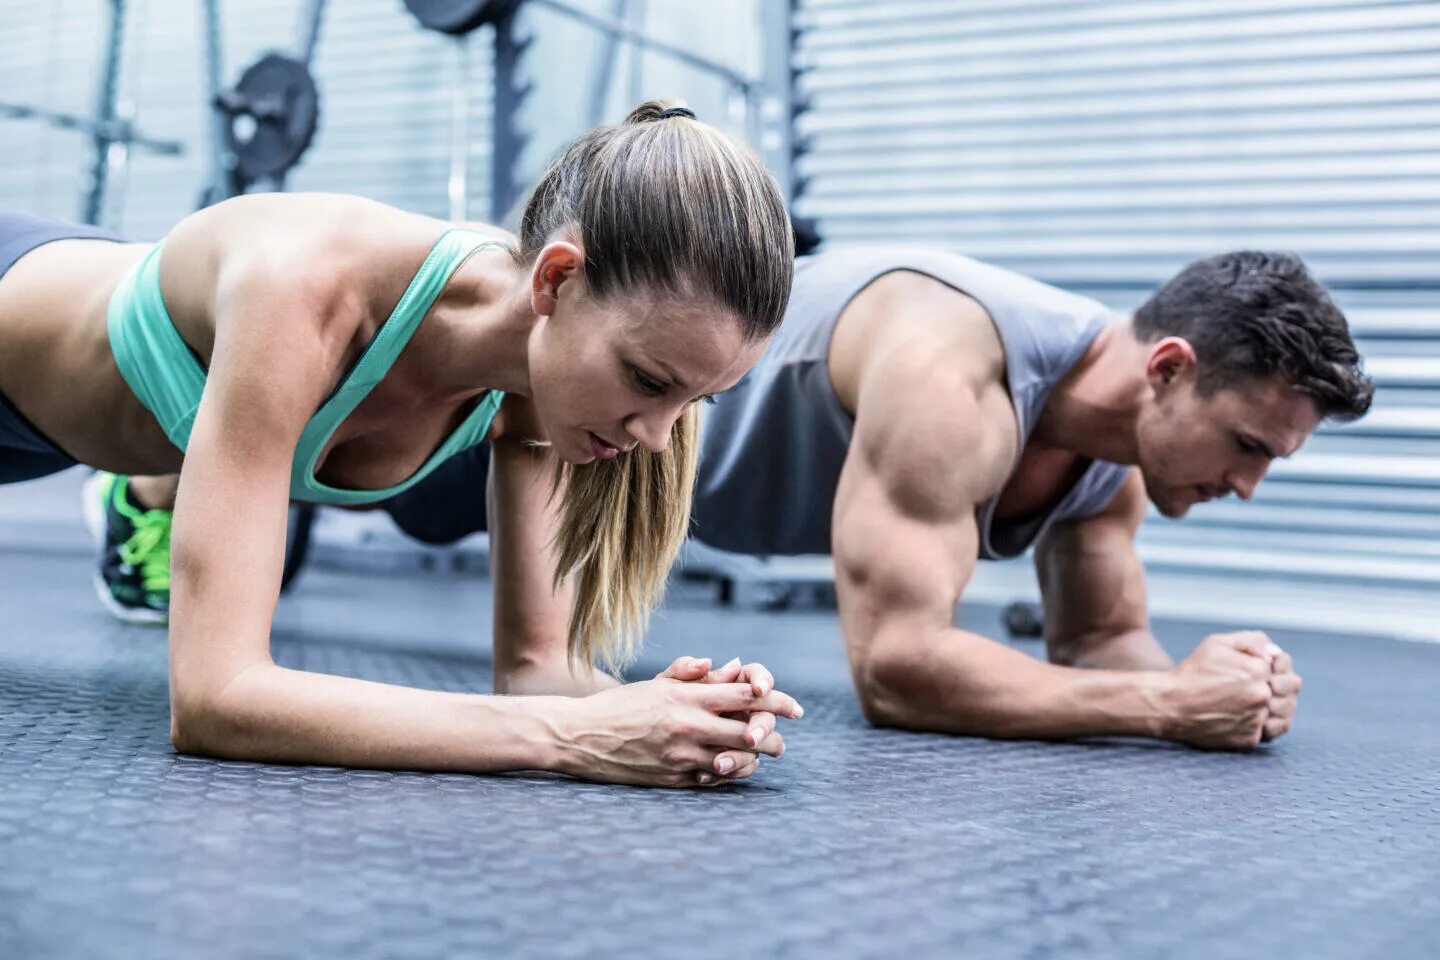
left=1135, top=344, right=1324, bottom=518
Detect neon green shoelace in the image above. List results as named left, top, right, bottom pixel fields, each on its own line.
left=119, top=507, right=172, bottom=593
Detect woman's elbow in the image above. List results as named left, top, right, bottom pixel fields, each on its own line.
left=168, top=666, right=265, bottom=757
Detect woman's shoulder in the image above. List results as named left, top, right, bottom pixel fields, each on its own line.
left=453, top=220, right=519, bottom=248
left=178, top=195, right=458, bottom=301
left=179, top=194, right=436, bottom=254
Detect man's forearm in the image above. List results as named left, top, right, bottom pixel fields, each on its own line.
left=857, top=626, right=1178, bottom=741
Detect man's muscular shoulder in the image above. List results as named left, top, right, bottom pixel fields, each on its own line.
left=841, top=273, right=1019, bottom=521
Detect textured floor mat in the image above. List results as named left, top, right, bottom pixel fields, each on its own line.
left=1, top=552, right=1436, bottom=959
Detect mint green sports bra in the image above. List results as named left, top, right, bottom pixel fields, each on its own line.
left=106, top=228, right=507, bottom=506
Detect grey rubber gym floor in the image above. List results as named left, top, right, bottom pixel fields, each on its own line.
left=2, top=550, right=1436, bottom=960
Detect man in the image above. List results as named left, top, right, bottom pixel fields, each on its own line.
left=91, top=248, right=1373, bottom=750
left=687, top=247, right=1370, bottom=749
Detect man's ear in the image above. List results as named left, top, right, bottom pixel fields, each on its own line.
left=1146, top=336, right=1197, bottom=392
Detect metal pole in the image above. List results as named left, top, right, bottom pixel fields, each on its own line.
left=257, top=0, right=326, bottom=194
left=297, top=0, right=327, bottom=66
left=586, top=0, right=628, bottom=127
left=624, top=0, right=645, bottom=106
left=491, top=5, right=530, bottom=223
left=199, top=0, right=232, bottom=204
left=81, top=0, right=126, bottom=225
left=528, top=0, right=757, bottom=96
left=448, top=35, right=471, bottom=222
left=759, top=0, right=799, bottom=203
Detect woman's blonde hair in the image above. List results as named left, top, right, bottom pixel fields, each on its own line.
left=518, top=100, right=794, bottom=674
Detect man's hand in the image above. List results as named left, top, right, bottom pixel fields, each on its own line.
left=1165, top=631, right=1299, bottom=750
left=1263, top=644, right=1301, bottom=742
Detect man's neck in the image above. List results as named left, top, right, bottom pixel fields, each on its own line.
left=1029, top=320, right=1148, bottom=466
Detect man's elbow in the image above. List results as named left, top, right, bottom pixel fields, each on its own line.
left=852, top=639, right=927, bottom=729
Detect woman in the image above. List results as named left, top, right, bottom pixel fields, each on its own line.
left=0, top=101, right=802, bottom=787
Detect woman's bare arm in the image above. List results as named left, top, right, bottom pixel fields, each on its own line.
left=484, top=397, right=607, bottom=695
left=164, top=240, right=800, bottom=784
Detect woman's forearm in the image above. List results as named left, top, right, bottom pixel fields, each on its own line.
left=172, top=661, right=574, bottom=774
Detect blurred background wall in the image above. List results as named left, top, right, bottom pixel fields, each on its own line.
left=1, top=0, right=1437, bottom=638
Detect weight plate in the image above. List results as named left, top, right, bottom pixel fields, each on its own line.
left=403, top=0, right=518, bottom=35
left=221, top=53, right=320, bottom=184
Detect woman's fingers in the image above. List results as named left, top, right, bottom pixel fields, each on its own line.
left=738, top=662, right=773, bottom=697
left=743, top=711, right=776, bottom=748
left=684, top=720, right=787, bottom=787
left=655, top=656, right=713, bottom=681
left=695, top=753, right=760, bottom=786
left=704, top=657, right=744, bottom=684
left=693, top=683, right=803, bottom=719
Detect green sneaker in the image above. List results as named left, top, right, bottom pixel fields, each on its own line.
left=82, top=472, right=171, bottom=625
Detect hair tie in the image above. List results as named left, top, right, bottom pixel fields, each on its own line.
left=659, top=106, right=697, bottom=121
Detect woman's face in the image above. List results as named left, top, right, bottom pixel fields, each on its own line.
left=526, top=244, right=768, bottom=464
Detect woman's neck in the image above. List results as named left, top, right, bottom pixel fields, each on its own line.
left=415, top=247, right=535, bottom=400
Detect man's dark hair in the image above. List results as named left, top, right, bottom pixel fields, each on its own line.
left=1133, top=251, right=1373, bottom=421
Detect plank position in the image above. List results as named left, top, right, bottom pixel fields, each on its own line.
left=0, top=102, right=803, bottom=787
left=370, top=247, right=1373, bottom=750
left=689, top=247, right=1372, bottom=749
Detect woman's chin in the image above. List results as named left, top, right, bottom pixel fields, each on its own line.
left=557, top=436, right=596, bottom=466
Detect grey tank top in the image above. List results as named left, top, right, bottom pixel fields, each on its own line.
left=692, top=247, right=1133, bottom=560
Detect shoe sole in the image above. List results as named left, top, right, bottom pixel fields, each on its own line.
left=82, top=472, right=168, bottom=628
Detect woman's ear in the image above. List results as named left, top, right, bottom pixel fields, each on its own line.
left=530, top=240, right=585, bottom=317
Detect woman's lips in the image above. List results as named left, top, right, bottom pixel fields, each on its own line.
left=588, top=431, right=621, bottom=460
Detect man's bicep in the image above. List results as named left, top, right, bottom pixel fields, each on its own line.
left=831, top=433, right=981, bottom=649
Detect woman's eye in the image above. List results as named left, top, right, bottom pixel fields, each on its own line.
left=633, top=370, right=665, bottom=396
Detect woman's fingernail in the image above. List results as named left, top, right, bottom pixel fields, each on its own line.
left=717, top=756, right=735, bottom=774
left=1265, top=643, right=1283, bottom=657
left=725, top=657, right=741, bottom=669
left=749, top=726, right=765, bottom=746
left=697, top=772, right=715, bottom=785
left=794, top=704, right=805, bottom=719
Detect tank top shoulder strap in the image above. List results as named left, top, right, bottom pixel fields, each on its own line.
left=290, top=229, right=507, bottom=501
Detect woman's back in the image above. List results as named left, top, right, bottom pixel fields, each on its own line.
left=0, top=194, right=506, bottom=479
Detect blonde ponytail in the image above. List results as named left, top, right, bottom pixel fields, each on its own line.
left=550, top=406, right=700, bottom=673
left=519, top=98, right=792, bottom=670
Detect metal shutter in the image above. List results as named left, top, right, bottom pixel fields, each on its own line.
left=794, top=0, right=1440, bottom=596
